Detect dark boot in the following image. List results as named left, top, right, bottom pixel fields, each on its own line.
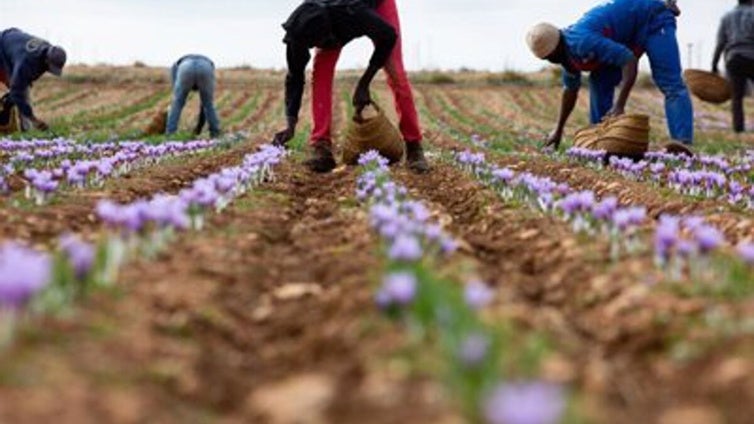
left=405, top=142, right=430, bottom=174
left=305, top=140, right=337, bottom=173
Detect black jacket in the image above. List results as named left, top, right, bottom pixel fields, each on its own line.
left=282, top=0, right=396, bottom=122
left=0, top=28, right=53, bottom=119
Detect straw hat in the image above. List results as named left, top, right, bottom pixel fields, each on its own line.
left=526, top=23, right=560, bottom=59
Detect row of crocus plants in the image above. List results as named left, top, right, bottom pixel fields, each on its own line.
left=453, top=149, right=754, bottom=295
left=0, top=144, right=286, bottom=347
left=357, top=151, right=566, bottom=424
left=566, top=147, right=754, bottom=210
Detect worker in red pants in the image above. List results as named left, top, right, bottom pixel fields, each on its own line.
left=274, top=0, right=428, bottom=174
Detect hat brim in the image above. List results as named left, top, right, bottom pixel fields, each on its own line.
left=48, top=66, right=63, bottom=77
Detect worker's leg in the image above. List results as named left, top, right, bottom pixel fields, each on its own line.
left=727, top=56, right=748, bottom=133
left=376, top=0, right=422, bottom=143
left=196, top=60, right=221, bottom=137
left=646, top=24, right=694, bottom=144
left=310, top=48, right=342, bottom=145
left=166, top=62, right=193, bottom=135
left=588, top=67, right=621, bottom=124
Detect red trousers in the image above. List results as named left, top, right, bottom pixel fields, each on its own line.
left=310, top=0, right=422, bottom=145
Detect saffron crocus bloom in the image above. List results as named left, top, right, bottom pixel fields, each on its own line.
left=465, top=280, right=494, bottom=310
left=0, top=243, right=51, bottom=309
left=483, top=381, right=565, bottom=424
left=380, top=271, right=417, bottom=306
left=458, top=333, right=490, bottom=367
left=388, top=235, right=423, bottom=262
left=737, top=242, right=754, bottom=265
left=694, top=226, right=724, bottom=254
left=59, top=234, right=95, bottom=280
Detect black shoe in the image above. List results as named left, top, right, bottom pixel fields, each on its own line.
left=305, top=141, right=337, bottom=173
left=405, top=142, right=430, bottom=174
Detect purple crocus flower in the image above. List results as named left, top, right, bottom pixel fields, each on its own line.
left=592, top=197, right=618, bottom=221
left=694, top=226, right=724, bottom=254
left=458, top=333, right=490, bottom=367
left=465, top=280, right=494, bottom=310
left=483, top=381, right=566, bottom=424
left=0, top=243, right=51, bottom=309
left=388, top=235, right=423, bottom=262
left=655, top=216, right=680, bottom=260
left=737, top=242, right=754, bottom=265
left=379, top=271, right=417, bottom=306
left=59, top=234, right=95, bottom=280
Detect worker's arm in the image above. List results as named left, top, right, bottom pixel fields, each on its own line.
left=273, top=42, right=310, bottom=146
left=353, top=8, right=397, bottom=114
left=546, top=87, right=579, bottom=149
left=8, top=61, right=47, bottom=130
left=712, top=18, right=728, bottom=73
left=607, top=57, right=639, bottom=117
left=194, top=108, right=206, bottom=136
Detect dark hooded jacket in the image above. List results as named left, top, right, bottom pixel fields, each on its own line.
left=0, top=28, right=55, bottom=119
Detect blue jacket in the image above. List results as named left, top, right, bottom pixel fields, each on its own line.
left=170, top=54, right=214, bottom=88
left=0, top=28, right=54, bottom=119
left=561, top=0, right=676, bottom=90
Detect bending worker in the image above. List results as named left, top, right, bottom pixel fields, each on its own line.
left=166, top=54, right=221, bottom=138
left=274, top=0, right=429, bottom=174
left=713, top=0, right=754, bottom=133
left=0, top=28, right=67, bottom=132
left=526, top=0, right=694, bottom=149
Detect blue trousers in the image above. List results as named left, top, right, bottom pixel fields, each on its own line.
left=588, top=27, right=694, bottom=144
left=166, top=57, right=221, bottom=136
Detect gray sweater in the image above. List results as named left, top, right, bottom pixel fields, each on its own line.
left=717, top=5, right=754, bottom=61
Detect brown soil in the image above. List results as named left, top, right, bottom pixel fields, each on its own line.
left=0, top=161, right=451, bottom=423
left=392, top=159, right=754, bottom=424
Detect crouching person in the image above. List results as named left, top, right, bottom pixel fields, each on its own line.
left=166, top=54, right=221, bottom=138
left=0, top=28, right=67, bottom=132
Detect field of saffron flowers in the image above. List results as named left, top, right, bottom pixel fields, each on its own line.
left=0, top=67, right=752, bottom=424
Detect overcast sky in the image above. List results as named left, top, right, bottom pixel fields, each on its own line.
left=1, top=0, right=736, bottom=71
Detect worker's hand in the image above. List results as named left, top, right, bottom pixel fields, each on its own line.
left=353, top=84, right=372, bottom=116
left=272, top=126, right=295, bottom=147
left=606, top=105, right=625, bottom=118
left=544, top=129, right=563, bottom=150
left=33, top=118, right=49, bottom=132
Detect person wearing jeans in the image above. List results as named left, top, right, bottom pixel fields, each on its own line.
left=166, top=54, right=221, bottom=138
left=526, top=0, right=694, bottom=149
left=713, top=0, right=754, bottom=133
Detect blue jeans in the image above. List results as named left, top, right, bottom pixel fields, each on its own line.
left=588, top=21, right=694, bottom=144
left=645, top=24, right=694, bottom=144
left=589, top=67, right=623, bottom=125
left=166, top=57, right=221, bottom=136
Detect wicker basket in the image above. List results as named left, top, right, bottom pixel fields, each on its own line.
left=573, top=126, right=602, bottom=149
left=598, top=113, right=650, bottom=156
left=342, top=103, right=404, bottom=165
left=144, top=109, right=168, bottom=136
left=683, top=69, right=731, bottom=104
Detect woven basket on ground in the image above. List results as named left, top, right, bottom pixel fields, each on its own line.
left=144, top=109, right=168, bottom=136
left=683, top=69, right=731, bottom=104
left=573, top=126, right=602, bottom=149
left=342, top=103, right=404, bottom=165
left=598, top=113, right=650, bottom=156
